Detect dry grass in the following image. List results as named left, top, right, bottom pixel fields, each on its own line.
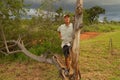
left=0, top=31, right=120, bottom=80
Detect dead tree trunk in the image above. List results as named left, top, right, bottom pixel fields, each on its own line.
left=71, top=0, right=83, bottom=79
left=53, top=0, right=83, bottom=80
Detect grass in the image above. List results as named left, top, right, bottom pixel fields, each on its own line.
left=0, top=61, right=60, bottom=80
left=83, top=23, right=120, bottom=32
left=80, top=30, right=120, bottom=80
left=0, top=23, right=120, bottom=80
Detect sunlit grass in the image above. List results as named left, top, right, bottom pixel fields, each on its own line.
left=0, top=24, right=120, bottom=80
left=80, top=30, right=120, bottom=80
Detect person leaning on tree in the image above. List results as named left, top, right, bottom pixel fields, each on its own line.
left=57, top=14, right=74, bottom=74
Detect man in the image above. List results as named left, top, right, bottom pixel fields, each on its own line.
left=57, top=14, right=73, bottom=73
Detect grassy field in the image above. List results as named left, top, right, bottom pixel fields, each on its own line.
left=0, top=24, right=120, bottom=80
left=80, top=30, right=120, bottom=80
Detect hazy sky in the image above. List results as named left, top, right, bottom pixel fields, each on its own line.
left=24, top=0, right=120, bottom=21
left=24, top=0, right=120, bottom=7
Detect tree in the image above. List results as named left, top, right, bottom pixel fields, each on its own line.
left=53, top=0, right=83, bottom=80
left=0, top=0, right=83, bottom=80
left=0, top=0, right=25, bottom=22
left=0, top=0, right=53, bottom=63
left=103, top=17, right=108, bottom=23
left=55, top=7, right=63, bottom=21
left=85, top=6, right=105, bottom=23
left=83, top=9, right=90, bottom=24
left=56, top=7, right=63, bottom=16
left=0, top=0, right=25, bottom=54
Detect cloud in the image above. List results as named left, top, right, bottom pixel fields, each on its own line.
left=24, top=0, right=120, bottom=13
left=24, top=0, right=120, bottom=21
left=24, top=0, right=120, bottom=10
left=84, top=0, right=120, bottom=6
left=60, top=0, right=76, bottom=4
left=24, top=0, right=42, bottom=8
left=25, top=0, right=120, bottom=6
left=24, top=0, right=42, bottom=4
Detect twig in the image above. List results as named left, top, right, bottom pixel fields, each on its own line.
left=0, top=50, right=8, bottom=55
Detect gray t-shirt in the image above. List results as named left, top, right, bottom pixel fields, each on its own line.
left=57, top=23, right=73, bottom=48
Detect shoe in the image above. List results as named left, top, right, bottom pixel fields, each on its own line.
left=64, top=68, right=69, bottom=76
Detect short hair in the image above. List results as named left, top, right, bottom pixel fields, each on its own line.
left=64, top=14, right=70, bottom=18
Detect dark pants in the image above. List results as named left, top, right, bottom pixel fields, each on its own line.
left=62, top=45, right=70, bottom=58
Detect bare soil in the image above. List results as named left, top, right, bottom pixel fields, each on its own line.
left=80, top=32, right=100, bottom=40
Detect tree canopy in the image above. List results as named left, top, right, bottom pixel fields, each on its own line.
left=0, top=0, right=25, bottom=22
left=85, top=6, right=105, bottom=23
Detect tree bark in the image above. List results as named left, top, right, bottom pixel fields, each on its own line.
left=17, top=40, right=53, bottom=64
left=0, top=24, right=10, bottom=53
left=52, top=0, right=83, bottom=80
left=71, top=0, right=83, bottom=79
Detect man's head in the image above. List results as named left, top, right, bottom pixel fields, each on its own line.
left=64, top=14, right=70, bottom=25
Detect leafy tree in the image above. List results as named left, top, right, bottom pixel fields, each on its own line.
left=55, top=7, right=63, bottom=21
left=0, top=0, right=25, bottom=32
left=56, top=7, right=63, bottom=17
left=83, top=9, right=90, bottom=25
left=103, top=17, right=108, bottom=23
left=0, top=0, right=25, bottom=23
left=85, top=6, right=105, bottom=23
left=0, top=0, right=25, bottom=52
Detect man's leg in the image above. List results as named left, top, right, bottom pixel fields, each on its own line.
left=63, top=45, right=71, bottom=70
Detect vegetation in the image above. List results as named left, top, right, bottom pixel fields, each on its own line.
left=1, top=16, right=120, bottom=60
left=82, top=23, right=120, bottom=32
left=0, top=0, right=120, bottom=80
left=84, top=6, right=105, bottom=24
left=0, top=24, right=120, bottom=80
left=0, top=0, right=25, bottom=29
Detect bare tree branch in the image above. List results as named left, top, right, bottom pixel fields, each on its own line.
left=14, top=40, right=53, bottom=64
left=0, top=43, right=17, bottom=51
left=0, top=50, right=8, bottom=55
left=8, top=50, right=22, bottom=54
left=0, top=26, right=10, bottom=53
left=0, top=39, right=54, bottom=64
left=17, top=37, right=21, bottom=43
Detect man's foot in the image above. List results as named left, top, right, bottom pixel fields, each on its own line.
left=64, top=68, right=69, bottom=76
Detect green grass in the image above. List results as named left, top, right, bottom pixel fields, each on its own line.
left=80, top=30, right=120, bottom=80
left=83, top=23, right=120, bottom=32
left=0, top=23, right=120, bottom=80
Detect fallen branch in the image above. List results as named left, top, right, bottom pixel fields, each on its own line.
left=0, top=39, right=53, bottom=64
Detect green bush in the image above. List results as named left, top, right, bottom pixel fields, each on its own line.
left=1, top=17, right=120, bottom=62
left=0, top=18, right=63, bottom=61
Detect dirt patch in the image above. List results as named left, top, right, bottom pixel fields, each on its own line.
left=80, top=32, right=100, bottom=40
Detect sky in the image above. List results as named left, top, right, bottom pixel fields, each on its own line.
left=24, top=0, right=120, bottom=21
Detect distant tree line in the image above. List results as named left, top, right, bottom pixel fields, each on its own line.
left=55, top=6, right=105, bottom=24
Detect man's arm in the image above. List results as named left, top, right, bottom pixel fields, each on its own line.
left=58, top=32, right=62, bottom=39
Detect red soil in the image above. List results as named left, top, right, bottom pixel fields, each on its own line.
left=80, top=32, right=100, bottom=40
left=31, top=32, right=100, bottom=46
